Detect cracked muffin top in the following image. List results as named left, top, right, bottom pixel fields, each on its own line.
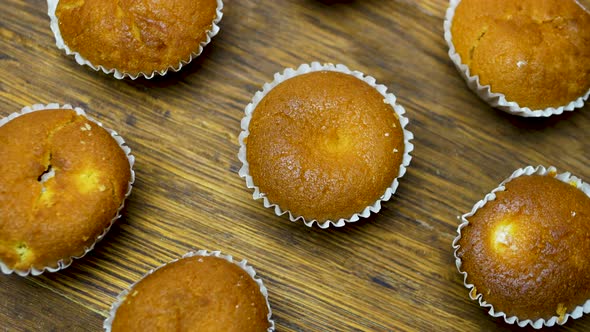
left=451, top=0, right=590, bottom=109
left=110, top=255, right=271, bottom=332
left=0, top=109, right=131, bottom=272
left=55, top=0, right=219, bottom=75
left=457, top=174, right=590, bottom=321
left=245, top=71, right=405, bottom=222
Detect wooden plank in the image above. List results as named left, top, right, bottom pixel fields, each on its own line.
left=0, top=274, right=103, bottom=331
left=1, top=0, right=589, bottom=331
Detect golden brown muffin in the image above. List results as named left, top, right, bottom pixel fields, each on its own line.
left=110, top=255, right=271, bottom=332
left=246, top=71, right=405, bottom=222
left=55, top=0, right=219, bottom=75
left=457, top=174, right=590, bottom=321
left=451, top=0, right=590, bottom=109
left=0, top=109, right=131, bottom=272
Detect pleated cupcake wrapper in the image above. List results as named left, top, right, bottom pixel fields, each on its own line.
left=238, top=62, right=414, bottom=229
left=0, top=103, right=135, bottom=276
left=444, top=0, right=590, bottom=117
left=103, top=250, right=275, bottom=332
left=452, top=165, right=590, bottom=328
left=47, top=0, right=223, bottom=80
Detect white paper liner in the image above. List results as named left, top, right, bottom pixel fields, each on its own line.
left=0, top=103, right=135, bottom=276
left=238, top=62, right=414, bottom=229
left=453, top=165, right=590, bottom=328
left=103, top=250, right=275, bottom=332
left=47, top=0, right=224, bottom=80
left=444, top=0, right=590, bottom=117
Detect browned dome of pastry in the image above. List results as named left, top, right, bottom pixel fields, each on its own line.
left=451, top=0, right=590, bottom=109
left=458, top=174, right=590, bottom=320
left=0, top=109, right=131, bottom=271
left=246, top=71, right=405, bottom=222
left=56, top=0, right=218, bottom=75
left=111, top=255, right=270, bottom=332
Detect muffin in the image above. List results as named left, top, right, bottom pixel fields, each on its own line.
left=444, top=0, right=590, bottom=117
left=104, top=250, right=274, bottom=332
left=0, top=104, right=134, bottom=276
left=48, top=0, right=223, bottom=79
left=453, top=166, right=590, bottom=328
left=238, top=62, right=413, bottom=228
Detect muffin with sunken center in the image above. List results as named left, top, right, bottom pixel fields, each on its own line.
left=456, top=170, right=590, bottom=324
left=449, top=0, right=590, bottom=110
left=245, top=70, right=406, bottom=224
left=53, top=0, right=221, bottom=77
left=0, top=108, right=132, bottom=274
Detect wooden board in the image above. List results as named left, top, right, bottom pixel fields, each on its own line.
left=1, top=0, right=589, bottom=331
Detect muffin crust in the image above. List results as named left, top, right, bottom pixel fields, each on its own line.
left=0, top=109, right=131, bottom=271
left=55, top=0, right=219, bottom=75
left=451, top=0, right=590, bottom=109
left=111, top=256, right=270, bottom=332
left=458, top=175, right=590, bottom=320
left=246, top=71, right=405, bottom=222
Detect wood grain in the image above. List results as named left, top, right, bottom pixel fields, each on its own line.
left=1, top=0, right=589, bottom=331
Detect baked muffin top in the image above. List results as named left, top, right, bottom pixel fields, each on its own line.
left=0, top=109, right=131, bottom=271
left=451, top=0, right=590, bottom=109
left=111, top=255, right=271, bottom=332
left=246, top=71, right=405, bottom=222
left=457, top=174, right=590, bottom=320
left=55, top=0, right=219, bottom=75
